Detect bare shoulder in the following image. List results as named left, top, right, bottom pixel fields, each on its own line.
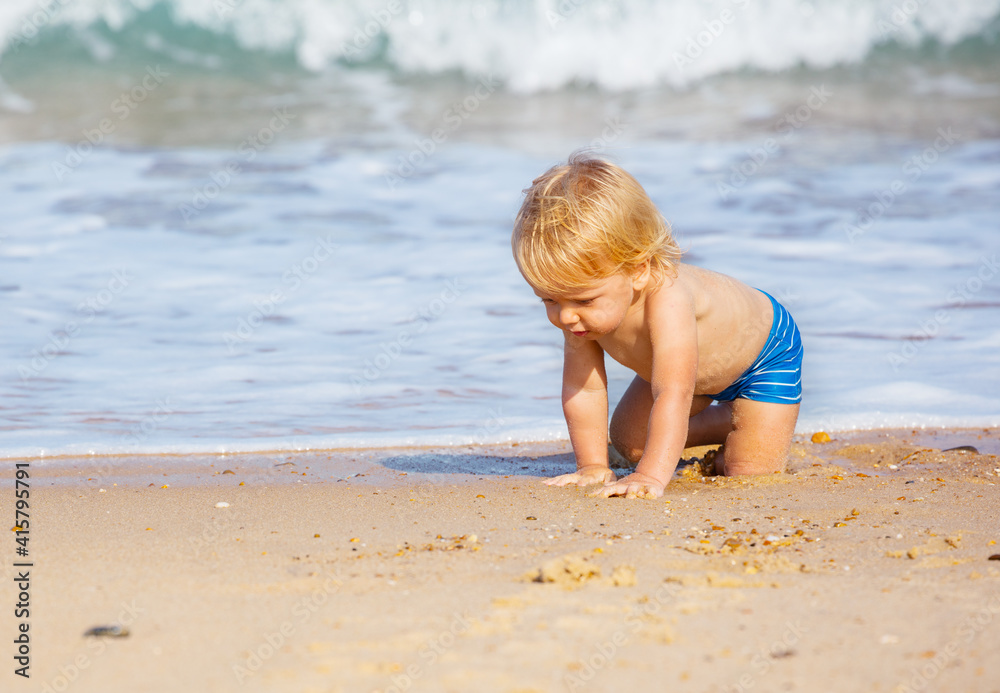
left=643, top=267, right=698, bottom=338
left=646, top=264, right=713, bottom=322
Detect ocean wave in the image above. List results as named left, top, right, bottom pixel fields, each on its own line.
left=1, top=0, right=998, bottom=91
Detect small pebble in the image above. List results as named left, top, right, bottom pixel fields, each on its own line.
left=943, top=445, right=978, bottom=454
left=215, top=502, right=230, bottom=508
left=84, top=625, right=129, bottom=638
left=222, top=469, right=236, bottom=475
left=526, top=516, right=537, bottom=520
left=989, top=554, right=1000, bottom=561
left=811, top=431, right=831, bottom=444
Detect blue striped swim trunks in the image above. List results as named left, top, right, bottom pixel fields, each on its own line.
left=706, top=290, right=803, bottom=404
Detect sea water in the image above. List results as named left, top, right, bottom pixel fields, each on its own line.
left=1, top=0, right=998, bottom=458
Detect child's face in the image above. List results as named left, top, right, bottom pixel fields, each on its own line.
left=533, top=270, right=644, bottom=340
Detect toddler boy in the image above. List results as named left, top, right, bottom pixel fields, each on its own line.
left=511, top=153, right=803, bottom=499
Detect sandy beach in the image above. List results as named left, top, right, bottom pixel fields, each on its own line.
left=2, top=2, right=999, bottom=692
left=3, top=427, right=999, bottom=693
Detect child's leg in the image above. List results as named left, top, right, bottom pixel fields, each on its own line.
left=715, top=399, right=800, bottom=475
left=685, top=401, right=734, bottom=447
left=609, top=376, right=732, bottom=463
left=608, top=376, right=652, bottom=464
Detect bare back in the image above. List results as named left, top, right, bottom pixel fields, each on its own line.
left=596, top=264, right=773, bottom=396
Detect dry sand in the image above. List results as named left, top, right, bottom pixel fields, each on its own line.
left=2, top=428, right=999, bottom=693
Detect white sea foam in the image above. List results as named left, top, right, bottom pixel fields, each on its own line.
left=1, top=0, right=998, bottom=90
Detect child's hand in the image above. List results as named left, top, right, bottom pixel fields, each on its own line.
left=543, top=465, right=616, bottom=487
left=590, top=472, right=665, bottom=499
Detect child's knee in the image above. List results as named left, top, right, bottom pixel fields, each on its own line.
left=725, top=457, right=786, bottom=476
left=716, top=441, right=787, bottom=476
left=609, top=438, right=642, bottom=466
left=608, top=414, right=643, bottom=463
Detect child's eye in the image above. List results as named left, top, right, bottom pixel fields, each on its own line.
left=576, top=299, right=593, bottom=306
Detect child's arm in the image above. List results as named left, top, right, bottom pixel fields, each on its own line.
left=543, top=333, right=617, bottom=487
left=594, top=292, right=698, bottom=499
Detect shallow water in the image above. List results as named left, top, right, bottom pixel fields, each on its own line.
left=1, top=0, right=998, bottom=458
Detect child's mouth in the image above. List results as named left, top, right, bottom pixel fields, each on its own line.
left=572, top=330, right=589, bottom=337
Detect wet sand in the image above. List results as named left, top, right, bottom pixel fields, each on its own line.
left=2, top=427, right=999, bottom=693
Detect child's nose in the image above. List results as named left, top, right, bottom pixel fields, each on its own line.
left=559, top=306, right=578, bottom=326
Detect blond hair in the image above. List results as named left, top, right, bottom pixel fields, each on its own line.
left=511, top=151, right=681, bottom=294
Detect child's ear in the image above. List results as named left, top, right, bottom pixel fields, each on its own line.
left=631, top=261, right=651, bottom=290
